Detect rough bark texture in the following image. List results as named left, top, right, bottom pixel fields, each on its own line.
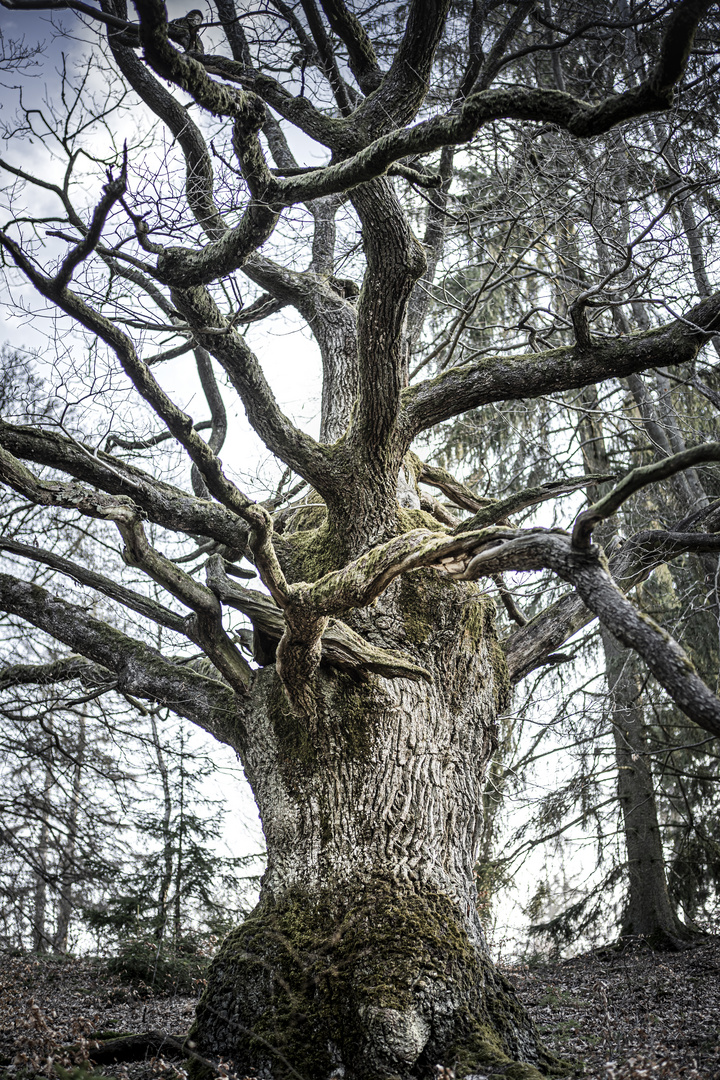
left=601, top=631, right=687, bottom=947
left=3, top=0, right=720, bottom=1073
left=192, top=576, right=551, bottom=1079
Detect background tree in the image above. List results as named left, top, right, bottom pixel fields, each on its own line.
left=1, top=1, right=720, bottom=1078
left=419, top=39, right=720, bottom=950
left=0, top=656, right=258, bottom=956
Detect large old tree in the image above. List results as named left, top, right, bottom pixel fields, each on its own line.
left=2, top=0, right=720, bottom=1075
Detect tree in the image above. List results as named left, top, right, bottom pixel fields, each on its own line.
left=424, top=60, right=720, bottom=949
left=1, top=0, right=720, bottom=1076
left=0, top=642, right=254, bottom=956
left=0, top=676, right=132, bottom=954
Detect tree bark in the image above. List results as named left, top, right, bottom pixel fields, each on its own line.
left=191, top=578, right=551, bottom=1079
left=53, top=711, right=86, bottom=953
left=601, top=631, right=688, bottom=948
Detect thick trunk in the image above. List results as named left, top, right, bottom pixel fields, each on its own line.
left=601, top=631, right=687, bottom=947
left=192, top=576, right=551, bottom=1079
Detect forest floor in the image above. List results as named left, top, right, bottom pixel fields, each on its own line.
left=508, top=935, right=720, bottom=1079
left=0, top=936, right=718, bottom=1079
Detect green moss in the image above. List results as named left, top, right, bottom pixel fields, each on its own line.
left=404, top=451, right=424, bottom=485
left=397, top=565, right=462, bottom=646
left=459, top=596, right=511, bottom=713
left=281, top=519, right=346, bottom=582
left=286, top=499, right=327, bottom=533
left=493, top=1065, right=549, bottom=1079
left=190, top=879, right=560, bottom=1079
left=397, top=505, right=449, bottom=533
left=266, top=673, right=317, bottom=774
left=398, top=571, right=437, bottom=645
left=329, top=669, right=379, bottom=758
left=277, top=494, right=446, bottom=588
left=489, top=638, right=512, bottom=712
left=460, top=592, right=494, bottom=645
left=397, top=572, right=510, bottom=714
left=267, top=667, right=381, bottom=787
left=186, top=1055, right=214, bottom=1080
left=449, top=966, right=563, bottom=1078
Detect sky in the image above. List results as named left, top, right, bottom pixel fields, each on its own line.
left=0, top=0, right=327, bottom=503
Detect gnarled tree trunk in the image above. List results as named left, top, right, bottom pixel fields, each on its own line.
left=193, top=576, right=549, bottom=1079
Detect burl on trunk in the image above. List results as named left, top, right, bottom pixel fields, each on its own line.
left=191, top=569, right=553, bottom=1079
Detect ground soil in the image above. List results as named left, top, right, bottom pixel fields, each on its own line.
left=0, top=938, right=718, bottom=1079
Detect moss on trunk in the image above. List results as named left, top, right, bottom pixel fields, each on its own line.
left=190, top=879, right=561, bottom=1079
left=189, top=554, right=556, bottom=1079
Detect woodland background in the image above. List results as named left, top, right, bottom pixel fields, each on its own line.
left=1, top=0, right=720, bottom=1074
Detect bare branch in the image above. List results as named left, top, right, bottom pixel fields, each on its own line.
left=441, top=529, right=720, bottom=739
left=0, top=0, right=129, bottom=28
left=105, top=419, right=212, bottom=452
left=492, top=574, right=528, bottom=627
left=0, top=451, right=252, bottom=687
left=53, top=152, right=127, bottom=289
left=0, top=654, right=114, bottom=693
left=401, top=292, right=720, bottom=437
left=456, top=473, right=615, bottom=532
left=0, top=420, right=251, bottom=550
left=104, top=20, right=226, bottom=239
left=415, top=458, right=492, bottom=513
left=0, top=232, right=289, bottom=567
left=573, top=443, right=720, bottom=548
left=0, top=536, right=189, bottom=637
left=317, top=0, right=382, bottom=94
left=0, top=573, right=239, bottom=742
left=505, top=524, right=720, bottom=682
left=298, top=0, right=353, bottom=115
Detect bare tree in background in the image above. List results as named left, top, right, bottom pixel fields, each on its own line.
left=2, top=0, right=720, bottom=1075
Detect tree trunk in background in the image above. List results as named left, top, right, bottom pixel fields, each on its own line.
left=31, top=764, right=53, bottom=954
left=579, top=392, right=684, bottom=946
left=174, top=728, right=186, bottom=949
left=52, top=711, right=86, bottom=953
left=600, top=630, right=687, bottom=947
left=192, top=577, right=552, bottom=1080
left=150, top=714, right=174, bottom=944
